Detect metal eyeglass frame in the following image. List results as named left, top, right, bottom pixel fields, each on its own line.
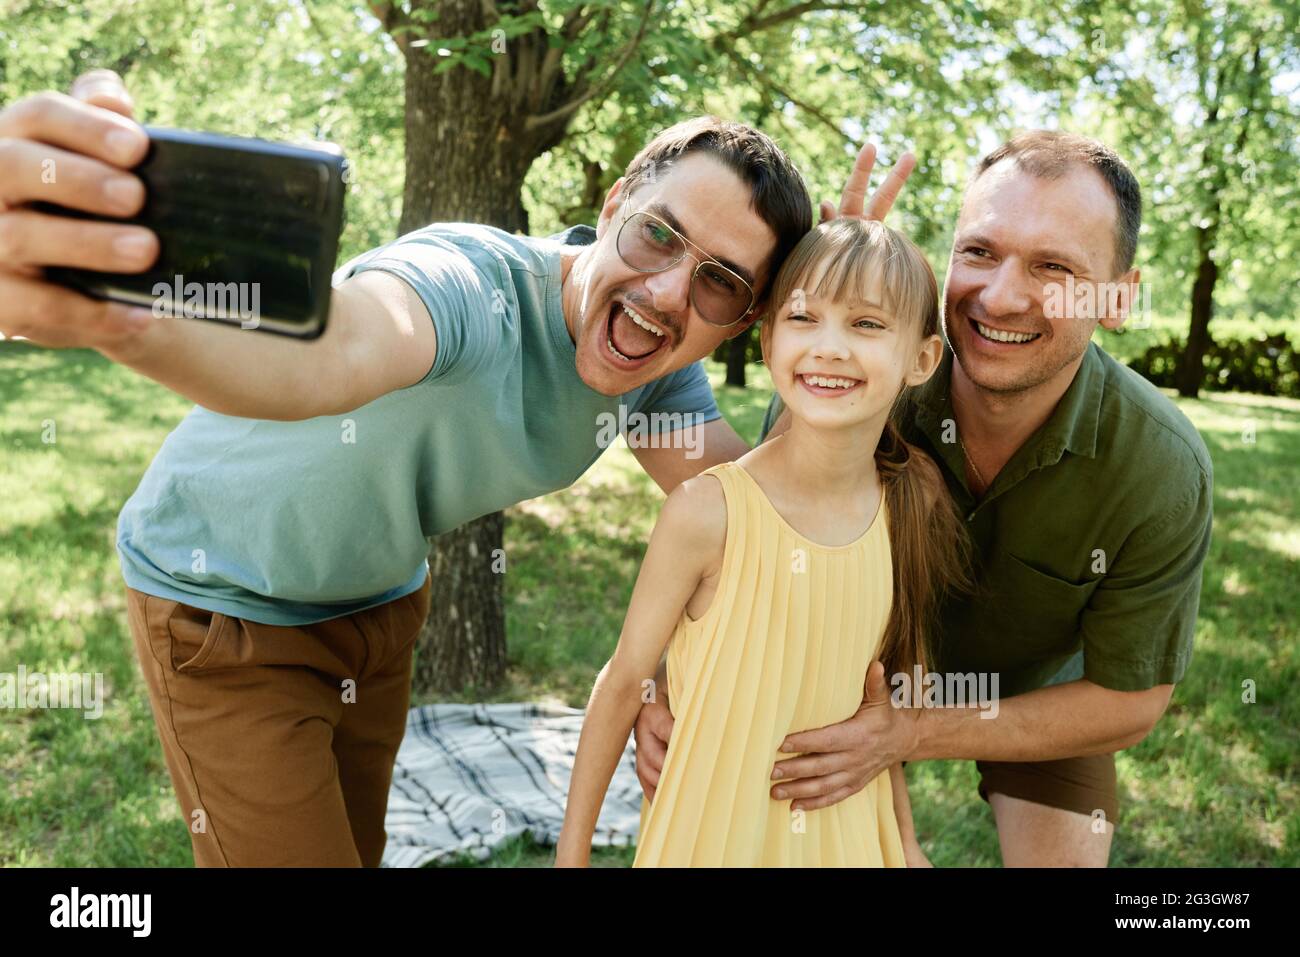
left=615, top=207, right=756, bottom=327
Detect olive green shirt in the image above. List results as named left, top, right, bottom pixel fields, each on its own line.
left=758, top=341, right=1214, bottom=698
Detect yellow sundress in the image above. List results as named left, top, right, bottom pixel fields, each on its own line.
left=633, top=460, right=905, bottom=867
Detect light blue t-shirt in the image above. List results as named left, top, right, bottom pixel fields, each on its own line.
left=116, top=223, right=721, bottom=625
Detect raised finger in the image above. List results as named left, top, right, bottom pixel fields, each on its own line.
left=70, top=69, right=136, bottom=119
left=0, top=91, right=148, bottom=169
left=838, top=142, right=877, bottom=218
left=864, top=150, right=917, bottom=221
left=0, top=139, right=147, bottom=216
left=0, top=209, right=157, bottom=272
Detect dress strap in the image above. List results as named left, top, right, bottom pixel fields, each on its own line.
left=695, top=460, right=744, bottom=499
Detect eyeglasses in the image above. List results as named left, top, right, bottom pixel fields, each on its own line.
left=615, top=208, right=756, bottom=327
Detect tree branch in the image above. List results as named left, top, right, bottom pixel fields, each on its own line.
left=568, top=8, right=614, bottom=86
left=730, top=1, right=869, bottom=41
left=524, top=0, right=655, bottom=131
left=538, top=3, right=602, bottom=101
left=371, top=1, right=410, bottom=54
left=725, top=47, right=859, bottom=149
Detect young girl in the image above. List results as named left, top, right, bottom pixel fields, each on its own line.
left=556, top=217, right=971, bottom=867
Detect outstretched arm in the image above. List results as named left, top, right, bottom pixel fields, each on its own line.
left=0, top=71, right=436, bottom=420
left=104, top=266, right=437, bottom=419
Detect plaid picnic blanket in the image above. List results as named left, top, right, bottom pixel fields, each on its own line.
left=381, top=702, right=644, bottom=867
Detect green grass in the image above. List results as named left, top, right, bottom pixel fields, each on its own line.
left=1, top=340, right=1296, bottom=867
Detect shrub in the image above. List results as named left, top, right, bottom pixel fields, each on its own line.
left=1127, top=332, right=1300, bottom=397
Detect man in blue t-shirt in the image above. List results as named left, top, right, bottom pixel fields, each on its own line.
left=0, top=70, right=910, bottom=866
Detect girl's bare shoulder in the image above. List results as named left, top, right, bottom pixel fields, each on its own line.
left=656, top=467, right=728, bottom=564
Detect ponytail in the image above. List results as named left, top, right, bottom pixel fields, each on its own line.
left=874, top=417, right=973, bottom=681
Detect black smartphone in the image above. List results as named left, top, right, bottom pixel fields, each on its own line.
left=36, top=126, right=347, bottom=339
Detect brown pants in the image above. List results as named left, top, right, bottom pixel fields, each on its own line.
left=125, top=574, right=432, bottom=867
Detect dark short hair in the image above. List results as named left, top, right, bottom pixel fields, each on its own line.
left=974, top=130, right=1142, bottom=275
left=621, top=116, right=813, bottom=303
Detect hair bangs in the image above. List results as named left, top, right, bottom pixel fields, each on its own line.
left=767, top=220, right=937, bottom=337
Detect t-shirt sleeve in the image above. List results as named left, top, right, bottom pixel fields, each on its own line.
left=1079, top=463, right=1213, bottom=691
left=332, top=234, right=499, bottom=386
left=630, top=361, right=722, bottom=433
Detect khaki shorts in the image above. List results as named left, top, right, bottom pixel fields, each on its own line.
left=125, top=574, right=432, bottom=867
left=977, top=753, right=1119, bottom=824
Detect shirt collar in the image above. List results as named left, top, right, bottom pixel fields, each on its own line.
left=548, top=224, right=597, bottom=247
left=913, top=340, right=1106, bottom=464
left=542, top=224, right=597, bottom=358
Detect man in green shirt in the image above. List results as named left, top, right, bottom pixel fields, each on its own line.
left=685, top=131, right=1213, bottom=866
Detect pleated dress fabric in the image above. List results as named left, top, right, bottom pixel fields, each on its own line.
left=633, top=461, right=906, bottom=867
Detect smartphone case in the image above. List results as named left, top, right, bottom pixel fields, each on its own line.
left=37, top=126, right=347, bottom=339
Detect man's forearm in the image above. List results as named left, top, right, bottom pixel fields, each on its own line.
left=100, top=298, right=350, bottom=420
left=910, top=678, right=1152, bottom=763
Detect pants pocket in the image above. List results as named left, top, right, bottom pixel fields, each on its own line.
left=166, top=600, right=234, bottom=672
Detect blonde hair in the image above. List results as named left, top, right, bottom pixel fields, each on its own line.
left=760, top=218, right=972, bottom=682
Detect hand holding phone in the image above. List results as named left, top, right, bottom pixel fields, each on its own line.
left=0, top=74, right=157, bottom=349
left=0, top=72, right=346, bottom=346
left=37, top=126, right=346, bottom=339
left=1, top=73, right=424, bottom=423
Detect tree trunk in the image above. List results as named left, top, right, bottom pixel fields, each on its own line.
left=1177, top=223, right=1218, bottom=398
left=382, top=0, right=648, bottom=694
left=725, top=327, right=750, bottom=387
left=1174, top=40, right=1261, bottom=400
left=400, top=9, right=532, bottom=695
left=414, top=512, right=509, bottom=696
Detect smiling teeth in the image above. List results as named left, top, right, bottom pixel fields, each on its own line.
left=802, top=374, right=858, bottom=389
left=976, top=321, right=1040, bottom=343
left=623, top=304, right=664, bottom=337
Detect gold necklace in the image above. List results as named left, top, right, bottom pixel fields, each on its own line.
left=959, top=437, right=987, bottom=492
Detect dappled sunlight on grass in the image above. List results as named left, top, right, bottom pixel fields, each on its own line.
left=1119, top=388, right=1300, bottom=866
left=2, top=346, right=1295, bottom=866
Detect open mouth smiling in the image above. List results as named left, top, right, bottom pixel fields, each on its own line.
left=795, top=372, right=864, bottom=397
left=970, top=318, right=1043, bottom=345
left=604, top=299, right=672, bottom=366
